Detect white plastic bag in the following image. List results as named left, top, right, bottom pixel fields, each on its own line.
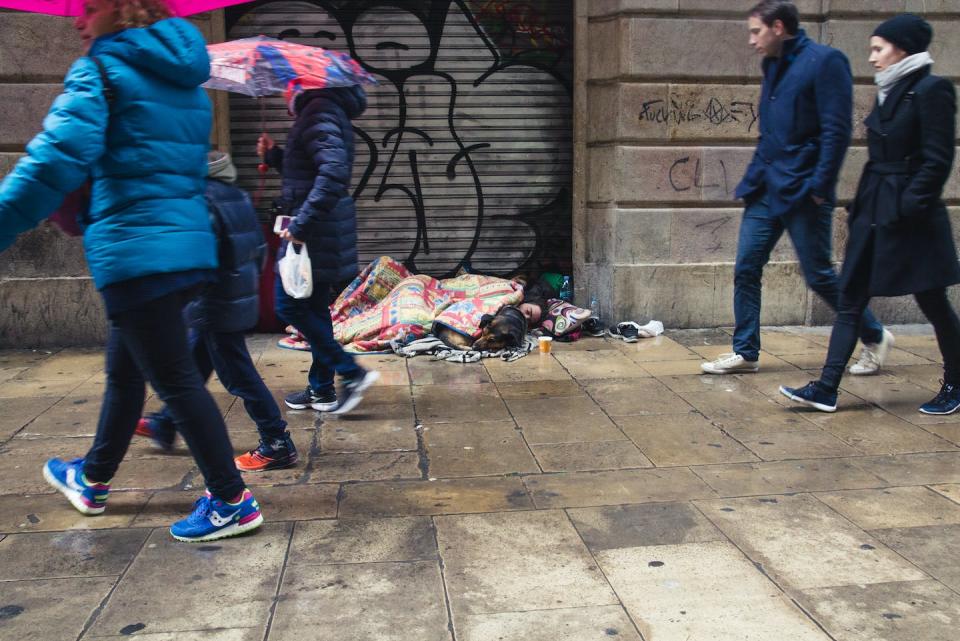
left=279, top=242, right=313, bottom=299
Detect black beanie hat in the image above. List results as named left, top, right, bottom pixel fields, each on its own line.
left=873, top=14, right=933, bottom=56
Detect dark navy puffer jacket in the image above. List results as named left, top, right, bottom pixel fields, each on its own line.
left=267, top=86, right=366, bottom=283
left=184, top=179, right=266, bottom=333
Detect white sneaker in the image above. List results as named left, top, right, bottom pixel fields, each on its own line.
left=848, top=328, right=895, bottom=376
left=701, top=353, right=759, bottom=375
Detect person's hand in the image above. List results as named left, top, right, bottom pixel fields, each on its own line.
left=280, top=228, right=303, bottom=245
left=257, top=133, right=275, bottom=159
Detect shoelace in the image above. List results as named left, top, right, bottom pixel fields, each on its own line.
left=715, top=353, right=741, bottom=365
left=188, top=496, right=213, bottom=523
left=930, top=380, right=956, bottom=405
left=856, top=347, right=880, bottom=367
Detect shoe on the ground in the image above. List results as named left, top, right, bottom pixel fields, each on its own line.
left=919, top=380, right=960, bottom=415
left=42, top=457, right=110, bottom=515
left=235, top=433, right=299, bottom=471
left=135, top=416, right=176, bottom=451
left=607, top=322, right=641, bottom=343
left=169, top=488, right=263, bottom=543
left=582, top=317, right=606, bottom=338
left=284, top=387, right=337, bottom=412
left=701, top=352, right=759, bottom=375
left=328, top=370, right=381, bottom=416
left=849, top=328, right=895, bottom=375
left=779, top=381, right=838, bottom=413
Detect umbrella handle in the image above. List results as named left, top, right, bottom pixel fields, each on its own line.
left=257, top=97, right=269, bottom=175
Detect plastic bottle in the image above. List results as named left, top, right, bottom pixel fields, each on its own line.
left=559, top=275, right=573, bottom=302
left=589, top=295, right=599, bottom=319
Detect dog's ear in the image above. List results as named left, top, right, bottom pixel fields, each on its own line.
left=479, top=314, right=494, bottom=329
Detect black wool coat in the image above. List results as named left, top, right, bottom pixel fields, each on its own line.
left=839, top=68, right=960, bottom=297
left=267, top=86, right=366, bottom=284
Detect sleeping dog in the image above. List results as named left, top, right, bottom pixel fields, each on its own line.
left=434, top=305, right=529, bottom=352
left=473, top=306, right=529, bottom=352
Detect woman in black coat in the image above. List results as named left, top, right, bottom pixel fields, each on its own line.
left=780, top=14, right=960, bottom=414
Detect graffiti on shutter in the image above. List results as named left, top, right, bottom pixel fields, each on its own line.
left=227, top=0, right=572, bottom=278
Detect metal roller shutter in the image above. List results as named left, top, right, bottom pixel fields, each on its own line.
left=226, top=0, right=573, bottom=278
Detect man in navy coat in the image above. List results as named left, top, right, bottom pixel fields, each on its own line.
left=702, top=0, right=893, bottom=375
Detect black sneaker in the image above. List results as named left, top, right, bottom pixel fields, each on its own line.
left=235, top=432, right=299, bottom=471
left=284, top=387, right=337, bottom=412
left=328, top=370, right=381, bottom=416
left=779, top=381, right=838, bottom=413
left=919, top=381, right=960, bottom=415
left=582, top=317, right=606, bottom=337
left=607, top=322, right=641, bottom=343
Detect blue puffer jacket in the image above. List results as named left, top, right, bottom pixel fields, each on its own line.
left=184, top=176, right=266, bottom=333
left=266, top=86, right=366, bottom=283
left=0, top=19, right=215, bottom=289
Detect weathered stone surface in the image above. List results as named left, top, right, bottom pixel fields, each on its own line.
left=0, top=278, right=106, bottom=348
left=568, top=501, right=723, bottom=551
left=588, top=0, right=678, bottom=17
left=0, top=529, right=148, bottom=580
left=0, top=225, right=88, bottom=278
left=88, top=524, right=290, bottom=636
left=824, top=19, right=960, bottom=80
left=0, top=84, right=63, bottom=146
left=271, top=561, right=450, bottom=641
left=698, top=494, right=928, bottom=590
left=590, top=18, right=760, bottom=81
left=435, top=510, right=618, bottom=616
left=797, top=580, right=960, bottom=641
left=597, top=541, right=830, bottom=641
left=588, top=83, right=761, bottom=144
left=458, top=606, right=643, bottom=641
left=0, top=15, right=80, bottom=82
left=0, top=577, right=116, bottom=641
left=289, top=517, right=437, bottom=565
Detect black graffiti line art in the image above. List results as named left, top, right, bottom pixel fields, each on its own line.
left=227, top=0, right=573, bottom=277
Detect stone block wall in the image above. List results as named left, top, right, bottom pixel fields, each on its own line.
left=575, top=0, right=960, bottom=328
left=0, top=11, right=228, bottom=348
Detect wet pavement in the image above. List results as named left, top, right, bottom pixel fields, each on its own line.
left=1, top=327, right=959, bottom=640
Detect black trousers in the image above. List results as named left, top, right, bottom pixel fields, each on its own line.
left=83, top=289, right=245, bottom=501
left=820, top=286, right=960, bottom=392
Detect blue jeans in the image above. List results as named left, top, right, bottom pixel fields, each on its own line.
left=274, top=273, right=363, bottom=393
left=732, top=197, right=884, bottom=361
left=83, top=289, right=245, bottom=502
left=152, top=329, right=288, bottom=442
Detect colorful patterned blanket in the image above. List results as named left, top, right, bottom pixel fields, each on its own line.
left=332, top=257, right=525, bottom=353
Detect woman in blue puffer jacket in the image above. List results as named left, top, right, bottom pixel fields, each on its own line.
left=0, top=0, right=262, bottom=543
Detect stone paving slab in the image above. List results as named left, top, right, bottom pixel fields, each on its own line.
left=3, top=329, right=960, bottom=639
left=696, top=494, right=928, bottom=590
left=0, top=576, right=117, bottom=641
left=457, top=606, right=642, bottom=641
left=436, top=510, right=618, bottom=617
left=87, top=524, right=290, bottom=637
left=271, top=561, right=450, bottom=641
left=596, top=541, right=831, bottom=641
left=796, top=580, right=960, bottom=641
left=567, top=502, right=724, bottom=551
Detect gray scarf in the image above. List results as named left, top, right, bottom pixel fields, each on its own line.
left=875, top=51, right=934, bottom=105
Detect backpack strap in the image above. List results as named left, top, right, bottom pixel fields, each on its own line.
left=90, top=56, right=114, bottom=106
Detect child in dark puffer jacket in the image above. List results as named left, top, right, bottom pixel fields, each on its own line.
left=137, top=151, right=298, bottom=472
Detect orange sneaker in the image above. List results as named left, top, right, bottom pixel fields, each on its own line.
left=235, top=434, right=298, bottom=471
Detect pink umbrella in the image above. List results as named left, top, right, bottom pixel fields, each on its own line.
left=0, top=0, right=249, bottom=17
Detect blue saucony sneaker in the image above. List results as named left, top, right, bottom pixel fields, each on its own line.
left=42, top=457, right=110, bottom=515
left=169, top=489, right=263, bottom=542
